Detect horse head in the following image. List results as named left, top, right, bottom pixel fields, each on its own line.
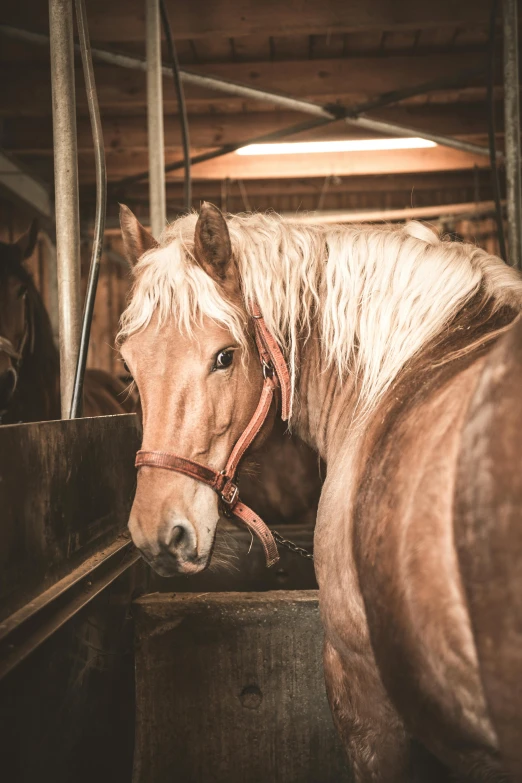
left=0, top=221, right=38, bottom=416
left=119, top=204, right=273, bottom=576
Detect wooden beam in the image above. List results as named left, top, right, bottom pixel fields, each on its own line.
left=96, top=168, right=492, bottom=224
left=0, top=53, right=489, bottom=116
left=2, top=104, right=501, bottom=154
left=2, top=0, right=495, bottom=41
left=287, top=200, right=501, bottom=224
left=110, top=169, right=490, bottom=198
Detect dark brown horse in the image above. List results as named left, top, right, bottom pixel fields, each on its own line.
left=0, top=223, right=136, bottom=424
left=118, top=203, right=522, bottom=782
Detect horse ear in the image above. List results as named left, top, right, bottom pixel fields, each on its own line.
left=16, top=219, right=39, bottom=260
left=193, top=202, right=238, bottom=293
left=119, top=204, right=157, bottom=267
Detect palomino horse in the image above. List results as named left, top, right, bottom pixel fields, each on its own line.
left=118, top=203, right=522, bottom=781
left=0, top=223, right=137, bottom=423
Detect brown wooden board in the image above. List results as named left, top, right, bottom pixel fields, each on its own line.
left=0, top=414, right=140, bottom=621
left=0, top=559, right=150, bottom=783
left=133, top=591, right=352, bottom=782
left=1, top=0, right=495, bottom=42
left=0, top=414, right=149, bottom=783
left=0, top=54, right=488, bottom=116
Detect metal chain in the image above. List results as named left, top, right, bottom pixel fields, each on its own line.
left=272, top=530, right=314, bottom=561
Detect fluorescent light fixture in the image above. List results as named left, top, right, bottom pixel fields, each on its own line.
left=236, top=138, right=437, bottom=155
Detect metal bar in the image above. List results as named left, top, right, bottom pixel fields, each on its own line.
left=0, top=535, right=139, bottom=680
left=0, top=24, right=491, bottom=159
left=146, top=0, right=166, bottom=239
left=342, top=66, right=486, bottom=116
left=160, top=0, right=192, bottom=212
left=48, top=0, right=81, bottom=418
left=69, top=0, right=107, bottom=419
left=503, top=0, right=522, bottom=268
left=487, top=0, right=508, bottom=260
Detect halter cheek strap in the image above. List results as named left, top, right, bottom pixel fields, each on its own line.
left=135, top=301, right=291, bottom=568
left=0, top=336, right=22, bottom=361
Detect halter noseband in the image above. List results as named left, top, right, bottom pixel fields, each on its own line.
left=135, top=301, right=291, bottom=567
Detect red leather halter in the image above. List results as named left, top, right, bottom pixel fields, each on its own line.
left=135, top=301, right=291, bottom=567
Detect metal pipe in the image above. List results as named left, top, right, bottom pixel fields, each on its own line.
left=503, top=0, right=522, bottom=268
left=160, top=0, right=191, bottom=212
left=146, top=0, right=166, bottom=239
left=48, top=0, right=81, bottom=418
left=343, top=66, right=486, bottom=116
left=487, top=0, right=507, bottom=261
left=0, top=24, right=491, bottom=160
left=70, top=0, right=107, bottom=419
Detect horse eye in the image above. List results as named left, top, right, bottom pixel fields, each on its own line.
left=214, top=349, right=234, bottom=371
left=122, top=360, right=130, bottom=374
left=17, top=285, right=28, bottom=299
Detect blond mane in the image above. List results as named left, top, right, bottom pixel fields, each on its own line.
left=118, top=213, right=522, bottom=421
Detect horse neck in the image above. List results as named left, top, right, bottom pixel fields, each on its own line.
left=292, top=331, right=358, bottom=462
left=263, top=223, right=522, bottom=460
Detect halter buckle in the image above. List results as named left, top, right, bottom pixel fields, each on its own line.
left=262, top=360, right=274, bottom=380
left=221, top=481, right=239, bottom=506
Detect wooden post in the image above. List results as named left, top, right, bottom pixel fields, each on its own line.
left=133, top=591, right=351, bottom=782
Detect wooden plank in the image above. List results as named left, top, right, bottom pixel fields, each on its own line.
left=0, top=557, right=147, bottom=783
left=0, top=415, right=140, bottom=621
left=133, top=591, right=351, bottom=783
left=1, top=0, right=495, bottom=41
left=100, top=169, right=492, bottom=220
left=0, top=53, right=489, bottom=115
left=120, top=169, right=489, bottom=198
left=3, top=103, right=501, bottom=154
left=286, top=199, right=500, bottom=224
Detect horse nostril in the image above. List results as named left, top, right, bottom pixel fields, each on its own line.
left=169, top=524, right=186, bottom=549
left=165, top=521, right=197, bottom=561
left=0, top=369, right=17, bottom=406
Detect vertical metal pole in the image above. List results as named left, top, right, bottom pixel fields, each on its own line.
left=503, top=0, right=522, bottom=268
left=49, top=0, right=81, bottom=417
left=146, top=0, right=166, bottom=239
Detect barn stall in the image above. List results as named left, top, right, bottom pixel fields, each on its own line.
left=0, top=1, right=520, bottom=781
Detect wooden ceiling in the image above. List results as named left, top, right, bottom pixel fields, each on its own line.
left=0, top=0, right=516, bottom=217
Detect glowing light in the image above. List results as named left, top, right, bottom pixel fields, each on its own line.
left=236, top=138, right=437, bottom=155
